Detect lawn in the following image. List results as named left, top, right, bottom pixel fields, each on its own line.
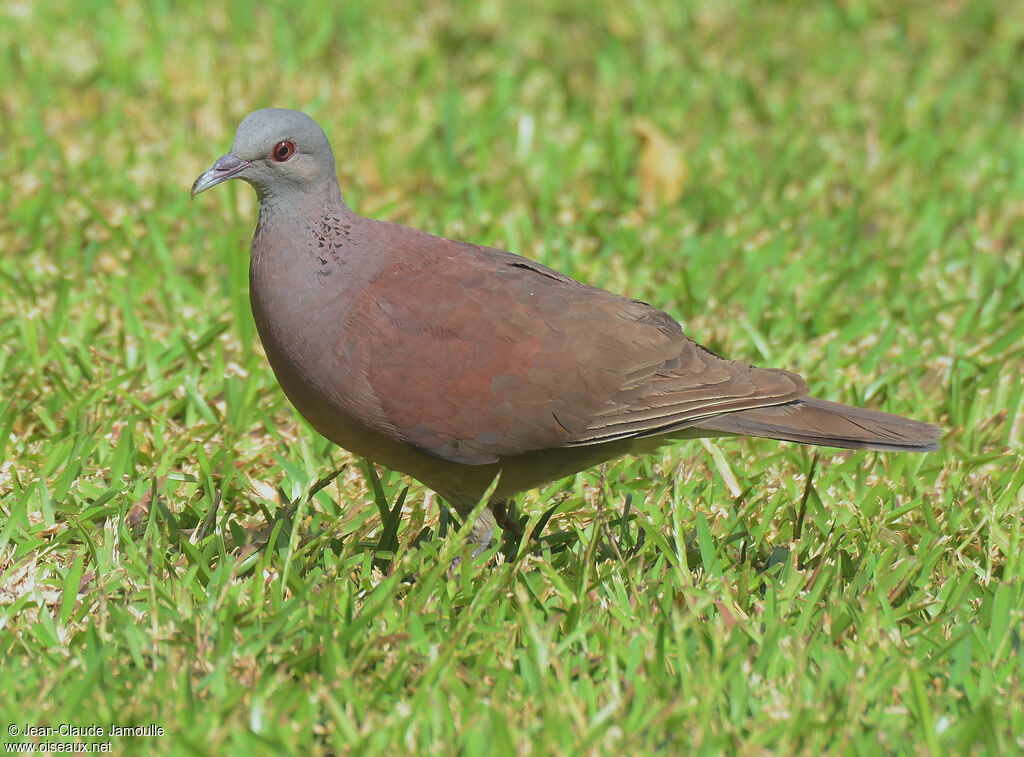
left=2, top=0, right=1023, bottom=753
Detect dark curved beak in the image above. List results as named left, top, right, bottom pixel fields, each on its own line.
left=190, top=153, right=252, bottom=198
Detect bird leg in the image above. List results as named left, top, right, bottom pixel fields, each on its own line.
left=453, top=500, right=521, bottom=569
left=444, top=505, right=494, bottom=578
left=491, top=499, right=526, bottom=558
left=466, top=504, right=496, bottom=558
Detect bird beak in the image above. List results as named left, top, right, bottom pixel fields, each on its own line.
left=190, top=153, right=252, bottom=198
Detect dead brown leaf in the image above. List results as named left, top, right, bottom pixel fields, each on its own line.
left=634, top=118, right=689, bottom=211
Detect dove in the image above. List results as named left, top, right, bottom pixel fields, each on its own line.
left=192, top=108, right=940, bottom=549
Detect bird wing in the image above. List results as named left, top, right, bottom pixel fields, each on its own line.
left=346, top=234, right=806, bottom=465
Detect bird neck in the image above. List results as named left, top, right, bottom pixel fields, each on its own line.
left=254, top=176, right=347, bottom=214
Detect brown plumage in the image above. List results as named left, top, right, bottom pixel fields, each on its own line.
left=192, top=109, right=941, bottom=548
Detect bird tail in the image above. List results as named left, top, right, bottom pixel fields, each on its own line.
left=695, top=397, right=941, bottom=452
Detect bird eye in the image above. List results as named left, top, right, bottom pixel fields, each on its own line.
left=271, top=140, right=296, bottom=162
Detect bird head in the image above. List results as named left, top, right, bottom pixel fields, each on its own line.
left=191, top=108, right=339, bottom=203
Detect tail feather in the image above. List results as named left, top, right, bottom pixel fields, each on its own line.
left=695, top=397, right=941, bottom=452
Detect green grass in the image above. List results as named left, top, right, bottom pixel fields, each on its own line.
left=2, top=0, right=1023, bottom=753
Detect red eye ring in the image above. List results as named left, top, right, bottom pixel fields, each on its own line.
left=271, top=140, right=296, bottom=162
